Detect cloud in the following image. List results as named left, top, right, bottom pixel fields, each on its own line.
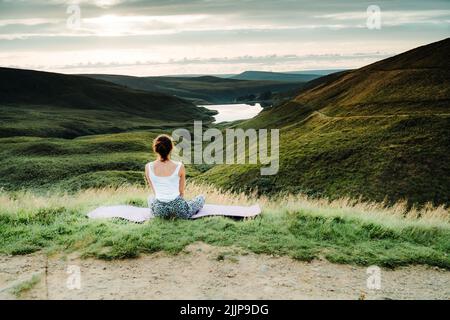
left=0, top=0, right=449, bottom=75
left=2, top=51, right=394, bottom=76
left=1, top=1, right=448, bottom=40
left=45, top=52, right=394, bottom=71
left=316, top=9, right=450, bottom=26
left=0, top=18, right=61, bottom=26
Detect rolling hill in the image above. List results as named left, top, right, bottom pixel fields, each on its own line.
left=230, top=71, right=321, bottom=82
left=80, top=74, right=307, bottom=104
left=0, top=67, right=215, bottom=138
left=197, top=38, right=450, bottom=206
left=287, top=69, right=346, bottom=76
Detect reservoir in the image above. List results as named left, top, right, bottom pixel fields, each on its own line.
left=200, top=103, right=263, bottom=123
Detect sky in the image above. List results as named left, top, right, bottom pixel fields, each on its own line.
left=0, top=0, right=449, bottom=76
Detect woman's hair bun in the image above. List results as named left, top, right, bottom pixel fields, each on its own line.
left=152, top=134, right=173, bottom=161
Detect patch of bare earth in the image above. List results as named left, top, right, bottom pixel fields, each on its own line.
left=0, top=243, right=449, bottom=300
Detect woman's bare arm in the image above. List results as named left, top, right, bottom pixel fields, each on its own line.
left=179, top=164, right=186, bottom=197
left=144, top=164, right=154, bottom=192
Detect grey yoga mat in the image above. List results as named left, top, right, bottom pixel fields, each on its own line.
left=87, top=203, right=261, bottom=222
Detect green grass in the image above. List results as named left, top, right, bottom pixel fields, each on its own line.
left=0, top=186, right=448, bottom=269
left=0, top=131, right=204, bottom=192
left=2, top=111, right=449, bottom=206
left=198, top=113, right=450, bottom=206
left=0, top=105, right=214, bottom=138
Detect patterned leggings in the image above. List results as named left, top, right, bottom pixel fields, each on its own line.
left=148, top=195, right=205, bottom=219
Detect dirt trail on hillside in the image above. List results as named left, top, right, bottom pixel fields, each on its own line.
left=313, top=111, right=450, bottom=120
left=0, top=243, right=449, bottom=300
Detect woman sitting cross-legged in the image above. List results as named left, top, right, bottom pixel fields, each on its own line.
left=145, top=134, right=205, bottom=219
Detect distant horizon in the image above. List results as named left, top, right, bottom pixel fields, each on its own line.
left=74, top=68, right=349, bottom=77
left=0, top=58, right=382, bottom=77
left=1, top=65, right=349, bottom=78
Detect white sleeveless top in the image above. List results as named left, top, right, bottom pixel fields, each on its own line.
left=147, top=161, right=182, bottom=202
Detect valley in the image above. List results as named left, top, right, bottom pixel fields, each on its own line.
left=1, top=39, right=449, bottom=206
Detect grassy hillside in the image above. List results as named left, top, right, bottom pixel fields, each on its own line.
left=0, top=68, right=215, bottom=138
left=0, top=131, right=209, bottom=192
left=0, top=68, right=214, bottom=190
left=198, top=38, right=450, bottom=206
left=80, top=74, right=307, bottom=104
left=199, top=113, right=450, bottom=205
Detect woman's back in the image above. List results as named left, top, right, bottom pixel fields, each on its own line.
left=147, top=160, right=181, bottom=202
left=145, top=134, right=205, bottom=219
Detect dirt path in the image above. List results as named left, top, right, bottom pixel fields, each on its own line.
left=314, top=110, right=450, bottom=120
left=1, top=243, right=449, bottom=300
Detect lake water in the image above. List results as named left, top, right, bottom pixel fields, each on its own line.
left=200, top=103, right=263, bottom=123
